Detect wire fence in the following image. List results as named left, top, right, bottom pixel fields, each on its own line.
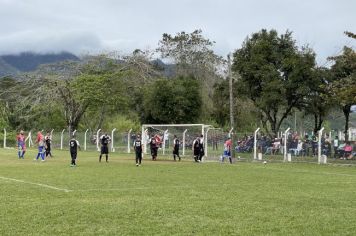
left=1, top=127, right=355, bottom=164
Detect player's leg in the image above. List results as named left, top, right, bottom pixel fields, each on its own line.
left=70, top=152, right=76, bottom=166
left=18, top=144, right=22, bottom=158
left=40, top=146, right=45, bottom=161
left=135, top=152, right=139, bottom=165
left=21, top=145, right=26, bottom=158
left=99, top=147, right=103, bottom=162
left=73, top=153, right=77, bottom=166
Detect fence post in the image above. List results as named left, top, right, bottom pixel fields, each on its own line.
left=162, top=130, right=168, bottom=155
left=26, top=131, right=32, bottom=148
left=84, top=129, right=89, bottom=151
left=3, top=128, right=6, bottom=148
left=96, top=129, right=101, bottom=151
left=60, top=129, right=65, bottom=150
left=111, top=128, right=117, bottom=152
left=182, top=129, right=188, bottom=156
left=253, top=128, right=260, bottom=160
left=205, top=127, right=213, bottom=160
left=228, top=128, right=234, bottom=138
left=143, top=128, right=148, bottom=154
left=127, top=129, right=132, bottom=153
left=284, top=128, right=291, bottom=162
left=318, top=127, right=325, bottom=164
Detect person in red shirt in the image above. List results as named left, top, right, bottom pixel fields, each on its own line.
left=34, top=131, right=45, bottom=161
left=344, top=142, right=353, bottom=160
left=16, top=130, right=26, bottom=159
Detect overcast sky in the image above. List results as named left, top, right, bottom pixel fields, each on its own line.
left=0, top=0, right=355, bottom=64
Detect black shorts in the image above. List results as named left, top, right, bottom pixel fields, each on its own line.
left=151, top=148, right=158, bottom=156
left=70, top=152, right=77, bottom=159
left=194, top=149, right=200, bottom=156
left=173, top=148, right=179, bottom=155
left=135, top=152, right=142, bottom=159
left=101, top=146, right=109, bottom=154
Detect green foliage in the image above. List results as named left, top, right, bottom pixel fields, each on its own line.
left=329, top=46, right=356, bottom=141
left=212, top=80, right=230, bottom=127
left=157, top=29, right=223, bottom=120
left=143, top=76, right=202, bottom=124
left=303, top=67, right=333, bottom=133
left=233, top=29, right=317, bottom=136
left=103, top=114, right=141, bottom=133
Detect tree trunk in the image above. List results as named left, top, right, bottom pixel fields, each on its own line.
left=313, top=114, right=323, bottom=134
left=343, top=105, right=351, bottom=142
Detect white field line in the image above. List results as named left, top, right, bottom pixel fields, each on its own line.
left=0, top=176, right=72, bottom=193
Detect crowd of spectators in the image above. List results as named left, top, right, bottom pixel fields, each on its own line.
left=234, top=132, right=355, bottom=160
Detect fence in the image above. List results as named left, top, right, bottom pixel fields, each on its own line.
left=1, top=127, right=355, bottom=164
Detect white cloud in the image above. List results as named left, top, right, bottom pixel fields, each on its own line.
left=0, top=0, right=355, bottom=63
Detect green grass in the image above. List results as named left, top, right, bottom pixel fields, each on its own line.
left=1, top=148, right=356, bottom=235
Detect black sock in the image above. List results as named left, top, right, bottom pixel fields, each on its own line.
left=106, top=155, right=108, bottom=162
left=99, top=155, right=102, bottom=162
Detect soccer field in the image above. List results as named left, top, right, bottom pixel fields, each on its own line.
left=1, top=149, right=356, bottom=236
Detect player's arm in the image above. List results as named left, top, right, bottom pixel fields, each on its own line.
left=77, top=140, right=81, bottom=150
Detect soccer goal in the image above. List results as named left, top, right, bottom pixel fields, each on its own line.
left=141, top=124, right=230, bottom=161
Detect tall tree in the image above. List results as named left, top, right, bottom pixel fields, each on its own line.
left=157, top=29, right=224, bottom=118
left=303, top=67, right=332, bottom=133
left=329, top=46, right=356, bottom=141
left=232, top=29, right=318, bottom=136
left=143, top=76, right=202, bottom=124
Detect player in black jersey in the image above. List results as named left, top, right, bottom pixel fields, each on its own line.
left=172, top=135, right=181, bottom=161
left=99, top=133, right=111, bottom=163
left=69, top=135, right=80, bottom=167
left=192, top=135, right=200, bottom=162
left=198, top=134, right=205, bottom=162
left=45, top=131, right=53, bottom=158
left=133, top=134, right=143, bottom=166
left=149, top=135, right=158, bottom=161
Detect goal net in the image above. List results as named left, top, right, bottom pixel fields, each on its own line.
left=141, top=124, right=230, bottom=161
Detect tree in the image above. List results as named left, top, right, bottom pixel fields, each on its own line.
left=232, top=29, right=318, bottom=137
left=345, top=31, right=356, bottom=39
left=143, top=76, right=202, bottom=124
left=303, top=67, right=332, bottom=133
left=157, top=29, right=224, bottom=118
left=329, top=46, right=356, bottom=141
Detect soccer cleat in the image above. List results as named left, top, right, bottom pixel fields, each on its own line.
left=136, top=163, right=139, bottom=166
left=41, top=159, right=45, bottom=162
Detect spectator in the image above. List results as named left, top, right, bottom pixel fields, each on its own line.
left=344, top=142, right=353, bottom=160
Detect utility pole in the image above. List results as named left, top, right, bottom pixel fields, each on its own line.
left=228, top=54, right=234, bottom=129
left=228, top=53, right=235, bottom=159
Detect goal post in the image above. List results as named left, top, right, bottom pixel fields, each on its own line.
left=141, top=124, right=230, bottom=161
left=141, top=124, right=206, bottom=159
